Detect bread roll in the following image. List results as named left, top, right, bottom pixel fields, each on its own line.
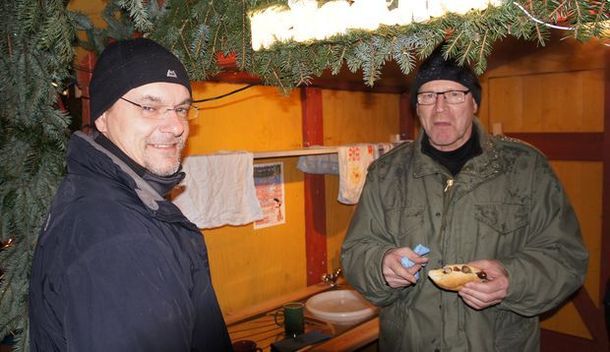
left=428, top=264, right=487, bottom=291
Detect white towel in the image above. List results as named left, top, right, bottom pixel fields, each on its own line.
left=173, top=153, right=263, bottom=229
left=337, top=144, right=378, bottom=205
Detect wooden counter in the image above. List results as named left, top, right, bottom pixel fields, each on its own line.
left=224, top=281, right=379, bottom=351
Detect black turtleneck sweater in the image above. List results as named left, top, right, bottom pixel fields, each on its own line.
left=421, top=126, right=482, bottom=176
left=94, top=132, right=185, bottom=197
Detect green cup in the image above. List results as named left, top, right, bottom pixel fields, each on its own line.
left=274, top=302, right=305, bottom=338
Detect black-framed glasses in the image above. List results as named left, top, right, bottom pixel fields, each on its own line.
left=417, top=90, right=470, bottom=105
left=120, top=97, right=199, bottom=121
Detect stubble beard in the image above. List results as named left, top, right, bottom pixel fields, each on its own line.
left=144, top=137, right=186, bottom=177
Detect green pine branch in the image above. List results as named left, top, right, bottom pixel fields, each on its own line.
left=0, top=1, right=74, bottom=351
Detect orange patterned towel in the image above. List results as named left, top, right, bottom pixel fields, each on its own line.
left=337, top=144, right=378, bottom=204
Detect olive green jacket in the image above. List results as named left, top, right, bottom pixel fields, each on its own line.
left=341, top=121, right=588, bottom=352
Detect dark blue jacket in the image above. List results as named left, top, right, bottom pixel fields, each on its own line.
left=29, top=131, right=232, bottom=351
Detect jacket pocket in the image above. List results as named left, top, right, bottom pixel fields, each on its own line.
left=493, top=310, right=537, bottom=352
left=383, top=206, right=424, bottom=243
left=475, top=203, right=528, bottom=234
left=474, top=203, right=529, bottom=256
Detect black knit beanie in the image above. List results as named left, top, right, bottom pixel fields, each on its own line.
left=89, top=38, right=192, bottom=123
left=411, top=45, right=481, bottom=108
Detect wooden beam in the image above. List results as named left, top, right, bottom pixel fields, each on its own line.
left=600, top=47, right=610, bottom=347
left=571, top=288, right=609, bottom=351
left=504, top=132, right=603, bottom=161
left=301, top=87, right=328, bottom=286
left=311, top=318, right=379, bottom=352
left=76, top=52, right=95, bottom=131
left=224, top=282, right=335, bottom=326
left=207, top=71, right=262, bottom=85
left=309, top=81, right=405, bottom=94
left=399, top=92, right=416, bottom=140
left=541, top=329, right=596, bottom=351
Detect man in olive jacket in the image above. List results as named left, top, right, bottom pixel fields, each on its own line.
left=341, top=47, right=588, bottom=352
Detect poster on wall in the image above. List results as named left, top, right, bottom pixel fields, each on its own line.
left=253, top=162, right=286, bottom=229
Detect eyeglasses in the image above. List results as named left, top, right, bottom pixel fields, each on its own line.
left=416, top=90, right=470, bottom=105
left=120, top=97, right=199, bottom=121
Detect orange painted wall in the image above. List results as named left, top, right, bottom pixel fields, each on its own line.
left=186, top=83, right=401, bottom=313
left=322, top=90, right=401, bottom=272
left=186, top=83, right=304, bottom=313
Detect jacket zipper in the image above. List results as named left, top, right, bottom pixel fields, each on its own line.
left=443, top=179, right=454, bottom=193
left=440, top=177, right=455, bottom=253
left=439, top=176, right=455, bottom=352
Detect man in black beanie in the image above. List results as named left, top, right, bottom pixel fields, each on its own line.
left=29, top=38, right=233, bottom=352
left=341, top=45, right=588, bottom=351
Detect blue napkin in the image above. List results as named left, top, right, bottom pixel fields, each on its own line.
left=400, top=244, right=430, bottom=280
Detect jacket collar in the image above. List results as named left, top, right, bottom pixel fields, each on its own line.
left=69, top=132, right=194, bottom=228
left=72, top=131, right=166, bottom=210
left=93, top=132, right=185, bottom=197
left=411, top=118, right=504, bottom=180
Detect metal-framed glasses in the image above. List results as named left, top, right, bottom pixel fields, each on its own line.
left=416, top=90, right=470, bottom=105
left=120, top=97, right=199, bottom=121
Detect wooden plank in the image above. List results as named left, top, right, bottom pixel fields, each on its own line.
left=76, top=52, right=95, bottom=131
left=486, top=36, right=606, bottom=78
left=541, top=329, right=597, bottom=351
left=310, top=80, right=404, bottom=94
left=207, top=71, right=262, bottom=85
left=505, top=132, right=603, bottom=161
left=399, top=92, right=416, bottom=140
left=301, top=87, right=328, bottom=286
left=572, top=288, right=609, bottom=351
left=489, top=71, right=605, bottom=133
left=224, top=282, right=335, bottom=326
left=310, top=318, right=379, bottom=352
left=599, top=48, right=610, bottom=351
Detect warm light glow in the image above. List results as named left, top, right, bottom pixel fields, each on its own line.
left=249, top=0, right=505, bottom=51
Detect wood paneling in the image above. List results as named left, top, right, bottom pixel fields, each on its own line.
left=488, top=70, right=604, bottom=133
left=399, top=92, right=417, bottom=139
left=550, top=162, right=603, bottom=305
left=188, top=82, right=307, bottom=313
left=321, top=90, right=400, bottom=145
left=486, top=37, right=606, bottom=76
left=505, top=133, right=603, bottom=161
left=187, top=83, right=303, bottom=154
left=321, top=90, right=400, bottom=274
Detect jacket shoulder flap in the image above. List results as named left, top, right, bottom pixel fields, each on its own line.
left=493, top=135, right=547, bottom=160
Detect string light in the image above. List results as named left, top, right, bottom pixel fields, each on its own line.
left=512, top=2, right=574, bottom=31
left=250, top=0, right=507, bottom=51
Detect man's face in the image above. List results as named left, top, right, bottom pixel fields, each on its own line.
left=416, top=80, right=478, bottom=152
left=95, top=82, right=191, bottom=176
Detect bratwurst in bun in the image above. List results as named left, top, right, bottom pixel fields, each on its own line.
left=428, top=264, right=488, bottom=291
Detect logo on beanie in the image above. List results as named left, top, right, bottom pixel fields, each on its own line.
left=166, top=69, right=177, bottom=78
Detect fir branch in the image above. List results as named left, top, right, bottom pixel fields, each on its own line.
left=0, top=1, right=73, bottom=349
left=115, top=0, right=154, bottom=32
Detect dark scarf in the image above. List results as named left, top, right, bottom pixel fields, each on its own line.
left=94, top=132, right=185, bottom=197
left=422, top=126, right=482, bottom=176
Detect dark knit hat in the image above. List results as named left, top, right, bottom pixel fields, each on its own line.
left=89, top=38, right=192, bottom=122
left=411, top=45, right=481, bottom=108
